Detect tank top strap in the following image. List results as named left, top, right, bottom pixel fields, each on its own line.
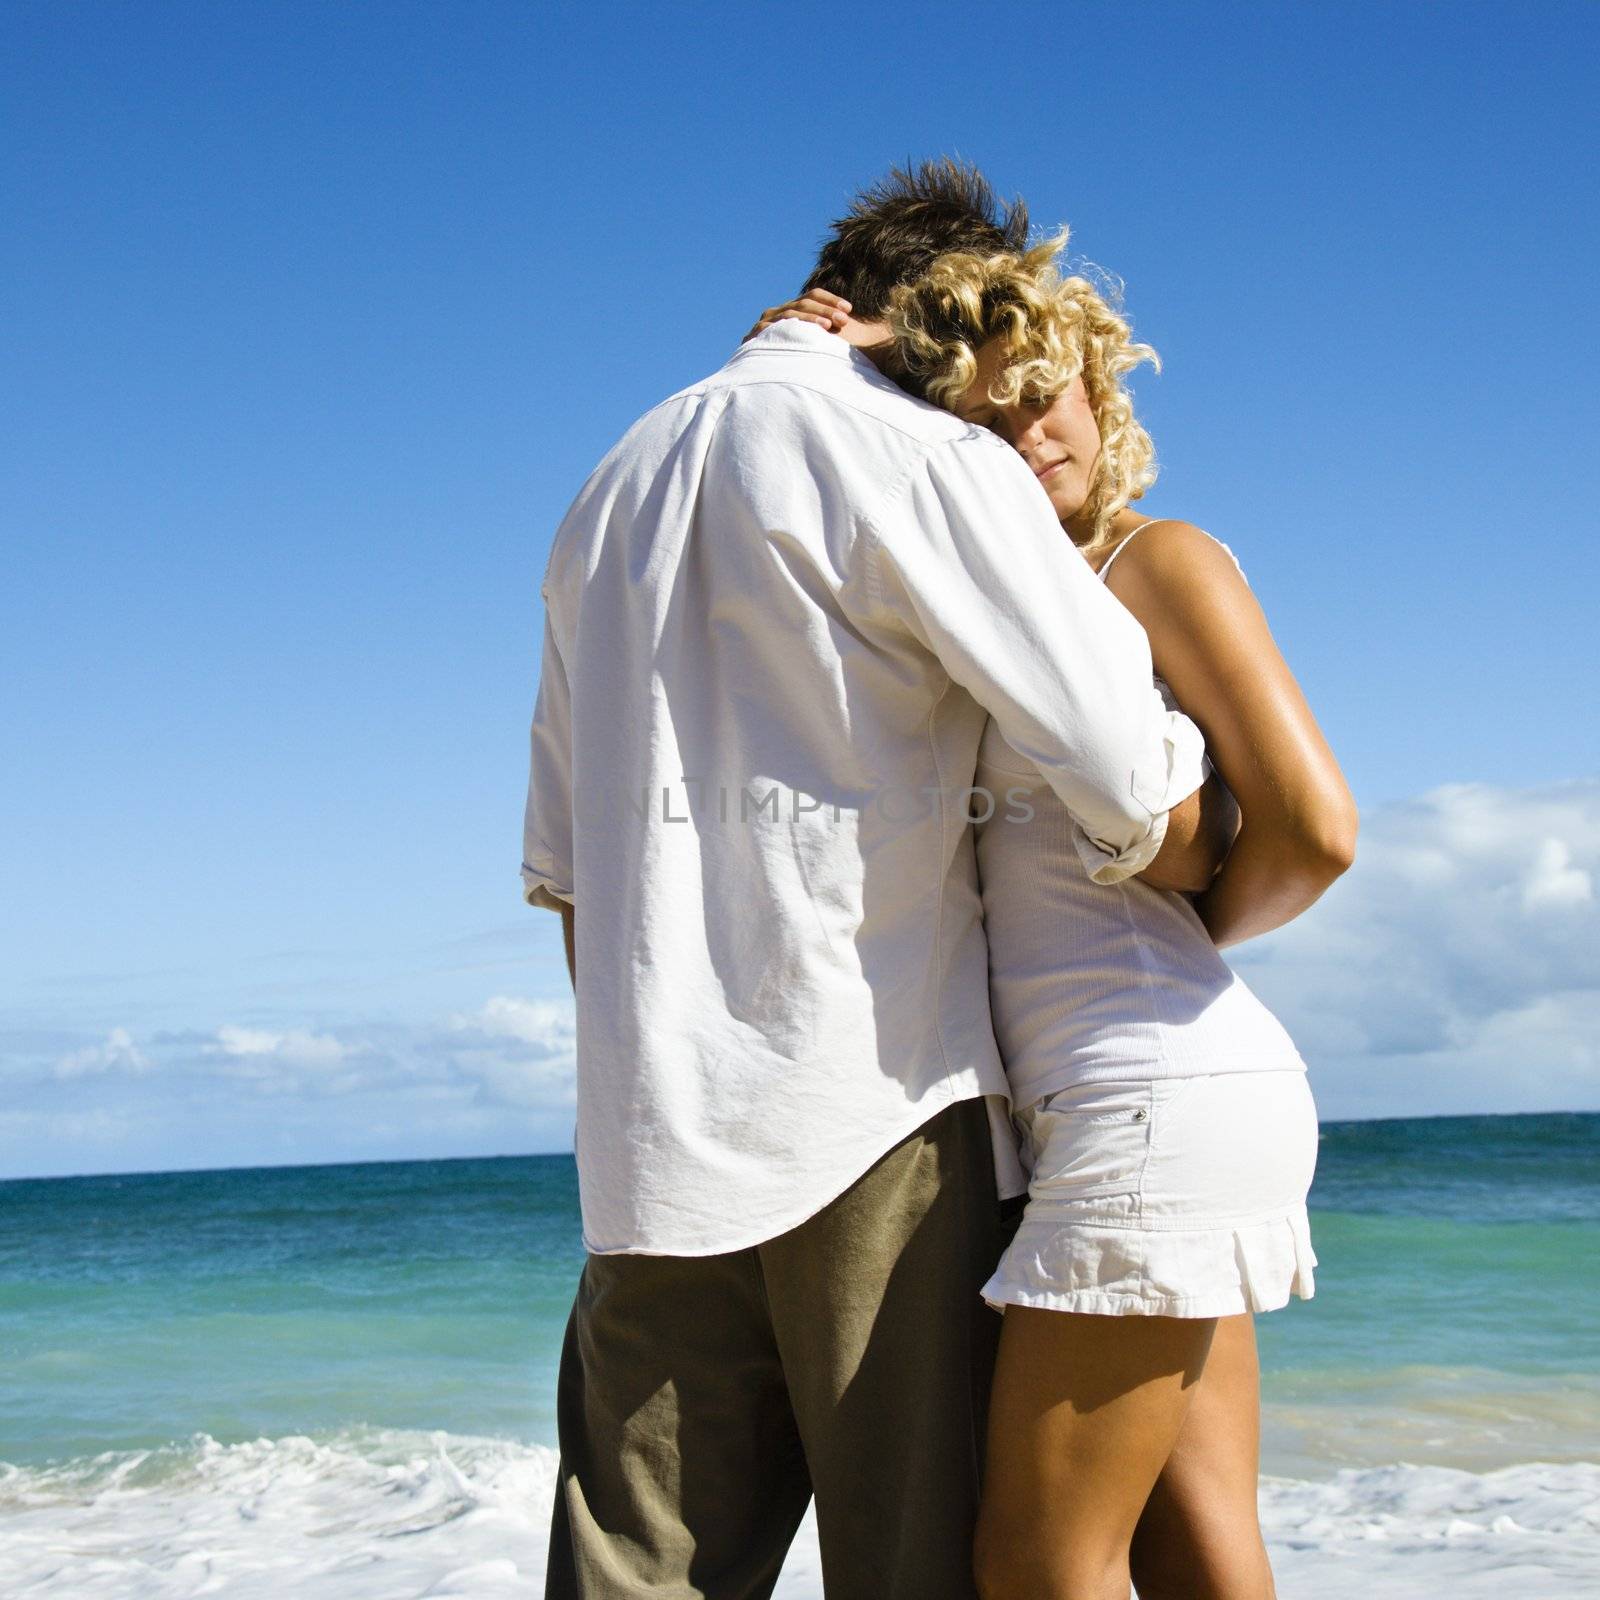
left=1097, top=520, right=1249, bottom=586
left=1095, top=518, right=1167, bottom=582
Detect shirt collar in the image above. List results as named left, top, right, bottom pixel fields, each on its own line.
left=732, top=317, right=886, bottom=381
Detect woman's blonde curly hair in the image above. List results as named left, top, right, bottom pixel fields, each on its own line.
left=883, top=229, right=1160, bottom=549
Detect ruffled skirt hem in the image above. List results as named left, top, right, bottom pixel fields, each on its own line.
left=982, top=1203, right=1318, bottom=1318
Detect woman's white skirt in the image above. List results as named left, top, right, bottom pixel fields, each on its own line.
left=983, top=1069, right=1319, bottom=1318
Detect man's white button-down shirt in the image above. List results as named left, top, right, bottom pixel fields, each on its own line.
left=522, top=319, right=1209, bottom=1256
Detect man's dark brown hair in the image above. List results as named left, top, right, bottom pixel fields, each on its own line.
left=802, top=158, right=1030, bottom=320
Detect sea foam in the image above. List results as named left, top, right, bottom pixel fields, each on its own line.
left=1, top=1428, right=1597, bottom=1597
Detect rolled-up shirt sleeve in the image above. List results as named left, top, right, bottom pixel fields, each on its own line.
left=521, top=579, right=576, bottom=913
left=1068, top=677, right=1212, bottom=885
left=866, top=432, right=1209, bottom=885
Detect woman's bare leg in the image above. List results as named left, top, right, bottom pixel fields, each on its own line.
left=1128, top=1312, right=1276, bottom=1600
left=974, top=1306, right=1216, bottom=1600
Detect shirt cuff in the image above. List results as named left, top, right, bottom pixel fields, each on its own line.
left=1074, top=805, right=1172, bottom=886
left=521, top=861, right=574, bottom=913
left=1073, top=711, right=1212, bottom=887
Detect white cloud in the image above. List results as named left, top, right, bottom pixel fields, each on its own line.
left=457, top=996, right=576, bottom=1051
left=0, top=996, right=580, bottom=1178
left=445, top=996, right=577, bottom=1109
left=193, top=1024, right=384, bottom=1096
left=208, top=1025, right=351, bottom=1068
left=54, top=1026, right=150, bottom=1079
left=1521, top=836, right=1593, bottom=912
left=1233, top=778, right=1600, bottom=1117
left=15, top=1002, right=578, bottom=1120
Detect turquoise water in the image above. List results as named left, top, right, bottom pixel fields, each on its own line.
left=2, top=1112, right=1596, bottom=1475
left=1264, top=1112, right=1600, bottom=1374
left=0, top=1156, right=583, bottom=1467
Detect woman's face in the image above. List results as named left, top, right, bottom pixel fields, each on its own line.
left=952, top=337, right=1102, bottom=526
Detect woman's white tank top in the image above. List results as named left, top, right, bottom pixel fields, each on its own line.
left=974, top=522, right=1307, bottom=1111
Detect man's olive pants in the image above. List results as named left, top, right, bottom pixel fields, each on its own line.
left=544, top=1096, right=1024, bottom=1599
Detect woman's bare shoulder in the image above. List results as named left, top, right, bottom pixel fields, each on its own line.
left=1101, top=519, right=1259, bottom=649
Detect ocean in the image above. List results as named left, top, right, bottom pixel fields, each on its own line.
left=2, top=1111, right=1596, bottom=1597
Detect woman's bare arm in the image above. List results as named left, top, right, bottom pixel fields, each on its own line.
left=1104, top=521, right=1358, bottom=948
left=1137, top=768, right=1242, bottom=894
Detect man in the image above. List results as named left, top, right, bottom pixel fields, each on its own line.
left=522, top=161, right=1231, bottom=1599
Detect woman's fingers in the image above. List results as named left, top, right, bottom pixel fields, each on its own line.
left=773, top=298, right=851, bottom=326
left=800, top=289, right=853, bottom=318
left=804, top=292, right=853, bottom=327
left=742, top=293, right=855, bottom=343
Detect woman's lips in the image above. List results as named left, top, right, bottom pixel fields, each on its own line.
left=1034, top=459, right=1068, bottom=482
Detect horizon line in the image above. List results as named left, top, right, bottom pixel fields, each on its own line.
left=2, top=1104, right=1595, bottom=1186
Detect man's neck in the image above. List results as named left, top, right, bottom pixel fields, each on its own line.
left=835, top=318, right=894, bottom=370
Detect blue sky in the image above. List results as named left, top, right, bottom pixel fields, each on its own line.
left=3, top=1, right=1597, bottom=1179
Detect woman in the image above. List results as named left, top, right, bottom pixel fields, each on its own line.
left=752, top=237, right=1357, bottom=1600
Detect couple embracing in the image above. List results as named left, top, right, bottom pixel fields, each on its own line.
left=522, top=159, right=1357, bottom=1600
